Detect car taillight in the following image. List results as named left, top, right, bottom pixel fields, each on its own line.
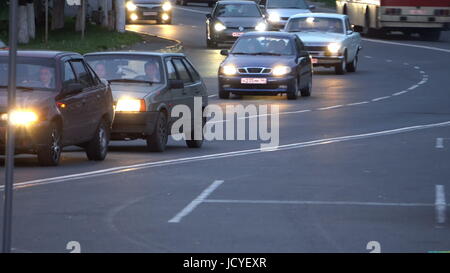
left=385, top=8, right=402, bottom=15
left=434, top=9, right=450, bottom=16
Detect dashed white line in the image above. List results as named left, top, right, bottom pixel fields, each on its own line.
left=435, top=185, right=447, bottom=225
left=168, top=180, right=224, bottom=223
left=393, top=90, right=408, bottom=96
left=347, top=101, right=369, bottom=106
left=363, top=38, right=450, bottom=54
left=386, top=59, right=393, bottom=63
left=408, top=85, right=419, bottom=90
left=436, top=138, right=444, bottom=149
left=174, top=7, right=210, bottom=14
left=208, top=94, right=217, bottom=98
left=372, top=96, right=391, bottom=102
left=414, top=66, right=420, bottom=70
left=318, top=105, right=343, bottom=110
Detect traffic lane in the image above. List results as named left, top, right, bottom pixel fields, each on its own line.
left=4, top=125, right=449, bottom=252
left=370, top=31, right=450, bottom=51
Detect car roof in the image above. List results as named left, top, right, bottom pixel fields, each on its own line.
left=290, top=12, right=347, bottom=20
left=84, top=51, right=185, bottom=58
left=241, top=31, right=296, bottom=38
left=217, top=0, right=258, bottom=5
left=0, top=50, right=80, bottom=58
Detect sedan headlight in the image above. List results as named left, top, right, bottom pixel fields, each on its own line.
left=268, top=13, right=280, bottom=23
left=214, top=22, right=226, bottom=32
left=1, top=110, right=38, bottom=126
left=327, top=43, right=341, bottom=54
left=255, top=22, right=267, bottom=31
left=115, top=99, right=146, bottom=112
left=272, top=66, right=292, bottom=76
left=222, top=65, right=237, bottom=76
left=126, top=1, right=137, bottom=11
left=162, top=2, right=172, bottom=11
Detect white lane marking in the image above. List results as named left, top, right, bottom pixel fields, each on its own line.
left=318, top=105, right=343, bottom=110
left=420, top=71, right=425, bottom=74
left=175, top=7, right=210, bottom=14
left=393, top=90, right=408, bottom=96
left=408, top=85, right=419, bottom=90
left=347, top=101, right=369, bottom=106
left=436, top=138, right=444, bottom=149
left=372, top=96, right=391, bottom=102
left=404, top=62, right=409, bottom=65
left=386, top=59, right=392, bottom=63
left=363, top=38, right=450, bottom=54
left=3, top=120, right=450, bottom=191
left=435, top=185, right=447, bottom=225
left=168, top=180, right=224, bottom=223
left=364, top=55, right=373, bottom=59
left=208, top=94, right=217, bottom=98
left=203, top=199, right=443, bottom=207
left=414, top=66, right=420, bottom=70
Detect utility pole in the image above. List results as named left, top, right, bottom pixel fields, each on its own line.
left=2, top=0, right=18, bottom=254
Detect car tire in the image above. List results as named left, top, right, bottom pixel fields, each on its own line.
left=346, top=52, right=358, bottom=72
left=287, top=77, right=300, bottom=100
left=300, top=76, right=312, bottom=97
left=219, top=85, right=230, bottom=99
left=147, top=111, right=168, bottom=152
left=335, top=53, right=347, bottom=75
left=185, top=117, right=206, bottom=148
left=85, top=119, right=110, bottom=161
left=37, top=121, right=62, bottom=166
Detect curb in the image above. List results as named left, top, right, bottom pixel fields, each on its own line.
left=126, top=30, right=184, bottom=53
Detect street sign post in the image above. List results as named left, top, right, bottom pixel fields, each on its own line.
left=2, top=0, right=18, bottom=254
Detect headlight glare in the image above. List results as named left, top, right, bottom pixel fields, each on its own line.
left=255, top=22, right=267, bottom=31
left=126, top=1, right=137, bottom=11
left=268, top=13, right=280, bottom=23
left=1, top=110, right=38, bottom=126
left=162, top=2, right=172, bottom=11
left=214, top=22, right=226, bottom=31
left=222, top=65, right=237, bottom=75
left=272, top=66, right=291, bottom=76
left=327, top=43, right=341, bottom=54
left=115, top=99, right=146, bottom=112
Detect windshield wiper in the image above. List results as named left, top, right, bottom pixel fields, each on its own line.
left=253, top=52, right=282, bottom=56
left=108, top=79, right=153, bottom=85
left=0, top=85, right=35, bottom=90
left=231, top=52, right=250, bottom=55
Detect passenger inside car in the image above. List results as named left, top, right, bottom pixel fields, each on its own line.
left=94, top=62, right=107, bottom=79
left=38, top=67, right=54, bottom=88
left=135, top=61, right=161, bottom=82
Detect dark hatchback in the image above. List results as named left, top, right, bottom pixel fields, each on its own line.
left=218, top=32, right=313, bottom=99
left=206, top=0, right=268, bottom=48
left=0, top=51, right=114, bottom=166
left=126, top=0, right=173, bottom=24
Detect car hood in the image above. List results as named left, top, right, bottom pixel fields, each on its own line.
left=217, top=17, right=264, bottom=27
left=292, top=32, right=345, bottom=45
left=0, top=90, right=55, bottom=111
left=222, top=54, right=294, bottom=68
left=109, top=82, right=164, bottom=101
left=135, top=3, right=162, bottom=8
left=267, top=9, right=311, bottom=18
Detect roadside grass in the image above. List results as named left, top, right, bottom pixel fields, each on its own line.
left=0, top=19, right=143, bottom=54
left=310, top=0, right=337, bottom=8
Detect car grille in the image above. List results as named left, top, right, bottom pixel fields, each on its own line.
left=227, top=26, right=254, bottom=30
left=305, top=46, right=328, bottom=52
left=238, top=67, right=272, bottom=74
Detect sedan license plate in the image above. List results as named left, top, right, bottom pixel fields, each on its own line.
left=409, top=9, right=427, bottom=15
left=241, top=78, right=267, bottom=84
left=143, top=11, right=157, bottom=16
left=232, top=32, right=244, bottom=37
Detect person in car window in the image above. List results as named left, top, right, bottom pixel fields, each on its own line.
left=39, top=67, right=54, bottom=88
left=135, top=61, right=160, bottom=82
left=94, top=62, right=107, bottom=79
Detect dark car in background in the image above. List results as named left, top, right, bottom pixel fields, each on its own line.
left=176, top=0, right=216, bottom=8
left=0, top=51, right=114, bottom=166
left=218, top=32, right=313, bottom=100
left=206, top=0, right=268, bottom=48
left=126, top=0, right=173, bottom=24
left=85, top=52, right=208, bottom=152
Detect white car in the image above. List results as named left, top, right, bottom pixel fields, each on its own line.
left=260, top=0, right=314, bottom=30
left=284, top=13, right=362, bottom=74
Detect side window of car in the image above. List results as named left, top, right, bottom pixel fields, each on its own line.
left=294, top=38, right=305, bottom=54
left=345, top=18, right=352, bottom=32
left=63, top=61, right=77, bottom=87
left=172, top=58, right=193, bottom=84
left=182, top=59, right=200, bottom=82
left=86, top=63, right=101, bottom=86
left=70, top=60, right=94, bottom=88
left=166, top=60, right=178, bottom=80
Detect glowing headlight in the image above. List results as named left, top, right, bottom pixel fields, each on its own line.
left=272, top=66, right=292, bottom=76
left=1, top=110, right=38, bottom=126
left=162, top=2, right=172, bottom=11
left=115, top=99, right=146, bottom=112
left=214, top=22, right=226, bottom=32
left=327, top=43, right=341, bottom=54
left=130, top=13, right=138, bottom=21
left=126, top=2, right=137, bottom=11
left=255, top=22, right=267, bottom=31
left=268, top=13, right=280, bottom=23
left=161, top=13, right=170, bottom=21
left=222, top=65, right=237, bottom=75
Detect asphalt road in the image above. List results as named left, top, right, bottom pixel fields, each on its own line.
left=1, top=4, right=450, bottom=253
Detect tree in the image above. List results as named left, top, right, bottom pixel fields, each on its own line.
left=51, top=0, right=65, bottom=30
left=115, top=0, right=125, bottom=33
left=26, top=0, right=35, bottom=39
left=18, top=0, right=29, bottom=44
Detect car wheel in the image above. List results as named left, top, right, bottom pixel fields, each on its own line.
left=287, top=77, right=300, bottom=100
left=85, top=119, right=110, bottom=161
left=300, top=76, right=312, bottom=97
left=186, top=116, right=206, bottom=148
left=335, top=53, right=347, bottom=75
left=219, top=85, right=230, bottom=99
left=147, top=111, right=168, bottom=152
left=37, top=122, right=62, bottom=166
left=346, top=52, right=358, bottom=72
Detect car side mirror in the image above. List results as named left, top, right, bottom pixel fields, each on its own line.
left=169, top=79, right=184, bottom=89
left=205, top=14, right=211, bottom=19
left=346, top=30, right=354, bottom=35
left=220, top=49, right=229, bottom=56
left=309, top=5, right=316, bottom=10
left=63, top=82, right=83, bottom=96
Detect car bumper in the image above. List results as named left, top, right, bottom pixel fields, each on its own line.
left=219, top=75, right=295, bottom=94
left=0, top=121, right=51, bottom=154
left=111, top=111, right=160, bottom=140
left=311, top=55, right=345, bottom=66
left=127, top=8, right=171, bottom=22
left=211, top=29, right=256, bottom=43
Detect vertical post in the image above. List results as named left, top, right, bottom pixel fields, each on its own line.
left=45, top=0, right=48, bottom=44
left=2, top=0, right=18, bottom=254
left=81, top=0, right=85, bottom=39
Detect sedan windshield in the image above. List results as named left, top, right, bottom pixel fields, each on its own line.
left=286, top=17, right=345, bottom=34
left=214, top=4, right=262, bottom=17
left=231, top=36, right=294, bottom=55
left=0, top=57, right=56, bottom=91
left=266, top=0, right=308, bottom=9
left=85, top=55, right=164, bottom=84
